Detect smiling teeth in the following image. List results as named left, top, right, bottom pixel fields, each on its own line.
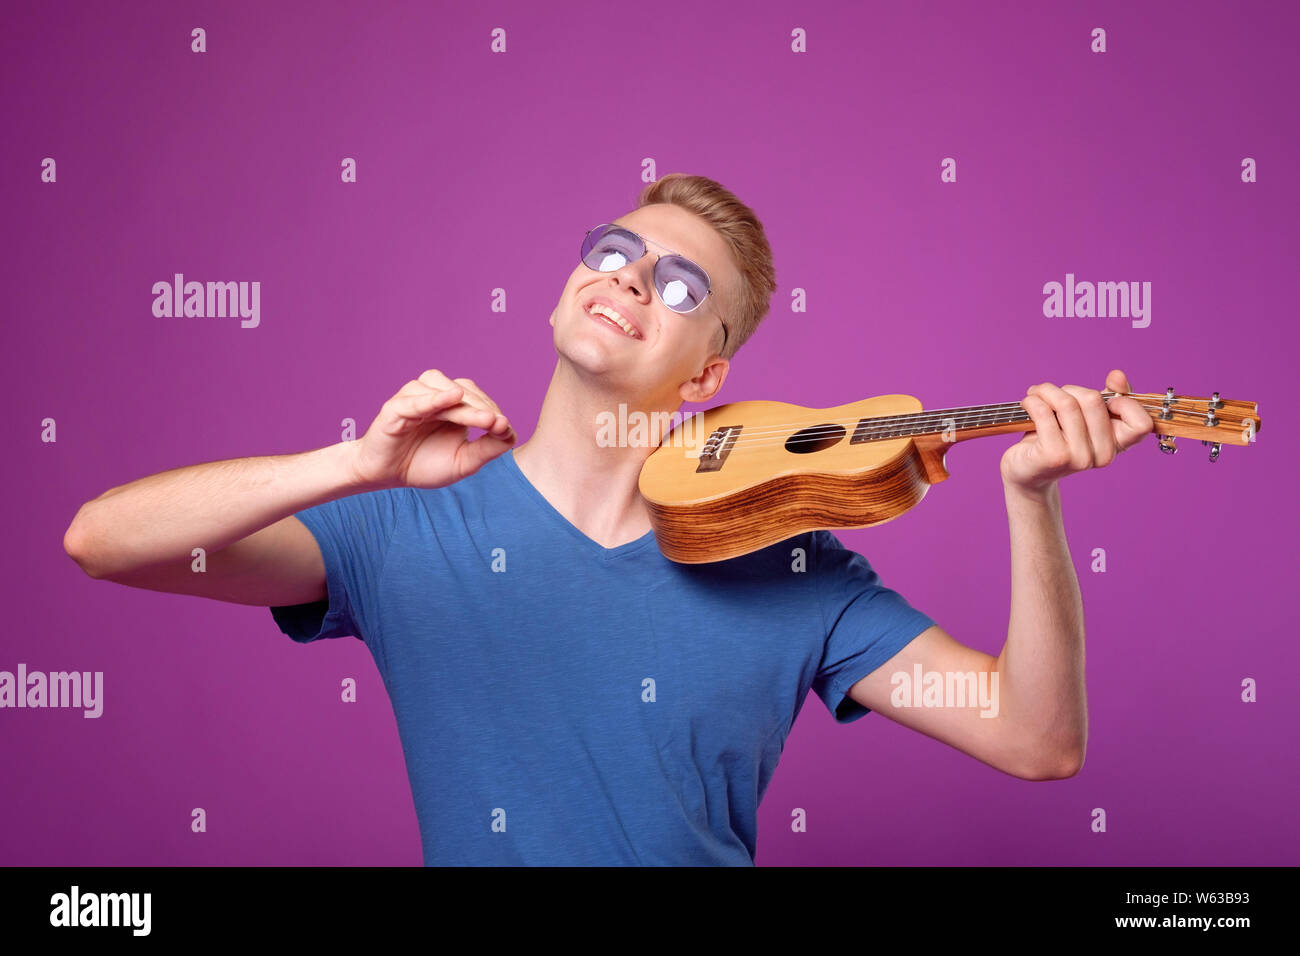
left=588, top=303, right=639, bottom=338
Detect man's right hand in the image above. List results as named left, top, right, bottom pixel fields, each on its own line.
left=348, top=370, right=517, bottom=491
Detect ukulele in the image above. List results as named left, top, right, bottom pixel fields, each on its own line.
left=638, top=388, right=1261, bottom=563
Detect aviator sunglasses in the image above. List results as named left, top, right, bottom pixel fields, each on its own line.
left=580, top=223, right=727, bottom=348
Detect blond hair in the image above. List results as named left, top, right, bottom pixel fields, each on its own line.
left=636, top=173, right=776, bottom=358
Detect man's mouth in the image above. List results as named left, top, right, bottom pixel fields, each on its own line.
left=585, top=301, right=642, bottom=339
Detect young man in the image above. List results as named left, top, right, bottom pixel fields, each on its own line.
left=63, top=174, right=1153, bottom=865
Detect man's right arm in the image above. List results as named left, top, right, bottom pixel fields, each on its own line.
left=63, top=370, right=515, bottom=608
left=61, top=441, right=378, bottom=606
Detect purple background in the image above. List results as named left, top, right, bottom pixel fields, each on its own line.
left=3, top=0, right=1295, bottom=866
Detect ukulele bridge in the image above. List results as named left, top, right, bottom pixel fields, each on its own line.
left=695, top=425, right=743, bottom=472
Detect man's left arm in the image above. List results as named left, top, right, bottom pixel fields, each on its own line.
left=843, top=369, right=1154, bottom=779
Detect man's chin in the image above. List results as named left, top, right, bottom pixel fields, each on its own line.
left=558, top=344, right=664, bottom=396
left=556, top=331, right=632, bottom=371
left=560, top=352, right=631, bottom=382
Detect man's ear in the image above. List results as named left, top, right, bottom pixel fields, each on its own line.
left=679, top=355, right=729, bottom=404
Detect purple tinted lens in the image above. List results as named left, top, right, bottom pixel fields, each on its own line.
left=580, top=225, right=709, bottom=313
left=656, top=255, right=709, bottom=313
left=580, top=225, right=640, bottom=271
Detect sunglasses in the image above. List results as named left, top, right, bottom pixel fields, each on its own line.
left=580, top=223, right=727, bottom=349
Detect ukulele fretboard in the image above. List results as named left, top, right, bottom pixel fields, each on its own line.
left=849, top=392, right=1122, bottom=443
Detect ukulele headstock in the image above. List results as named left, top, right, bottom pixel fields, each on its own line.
left=1124, top=388, right=1261, bottom=461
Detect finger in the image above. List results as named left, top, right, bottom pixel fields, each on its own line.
left=393, top=378, right=442, bottom=400
left=1105, top=368, right=1132, bottom=395
left=1028, top=383, right=1092, bottom=470
left=1020, top=393, right=1068, bottom=464
left=416, top=369, right=458, bottom=391
left=454, top=429, right=517, bottom=476
left=429, top=402, right=500, bottom=431
left=1109, top=394, right=1154, bottom=450
left=416, top=371, right=497, bottom=419
left=444, top=377, right=510, bottom=434
left=390, top=391, right=495, bottom=430
left=1063, top=385, right=1117, bottom=466
left=443, top=387, right=512, bottom=437
left=387, top=384, right=462, bottom=419
left=452, top=377, right=503, bottom=417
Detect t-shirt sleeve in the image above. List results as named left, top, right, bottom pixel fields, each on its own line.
left=268, top=488, right=402, bottom=646
left=811, top=530, right=936, bottom=724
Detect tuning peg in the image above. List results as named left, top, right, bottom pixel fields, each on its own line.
left=1202, top=440, right=1221, bottom=462
left=1158, top=436, right=1177, bottom=455
left=1160, top=387, right=1175, bottom=420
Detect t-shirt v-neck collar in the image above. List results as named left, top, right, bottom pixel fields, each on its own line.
left=499, top=449, right=658, bottom=561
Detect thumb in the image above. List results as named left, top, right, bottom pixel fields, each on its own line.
left=1106, top=368, right=1132, bottom=394
left=454, top=429, right=517, bottom=476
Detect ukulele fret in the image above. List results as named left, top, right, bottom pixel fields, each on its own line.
left=850, top=408, right=1032, bottom=443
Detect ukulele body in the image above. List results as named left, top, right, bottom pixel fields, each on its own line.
left=638, top=395, right=953, bottom=564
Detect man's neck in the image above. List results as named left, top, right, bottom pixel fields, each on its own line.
left=512, top=360, right=679, bottom=550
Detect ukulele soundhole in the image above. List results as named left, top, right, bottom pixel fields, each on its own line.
left=785, top=423, right=846, bottom=454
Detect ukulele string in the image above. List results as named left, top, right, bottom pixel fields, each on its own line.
left=682, top=393, right=1235, bottom=444
left=700, top=400, right=1246, bottom=451
left=729, top=405, right=1236, bottom=450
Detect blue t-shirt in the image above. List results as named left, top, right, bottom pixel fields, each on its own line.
left=269, top=448, right=935, bottom=865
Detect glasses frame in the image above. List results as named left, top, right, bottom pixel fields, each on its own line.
left=581, top=223, right=728, bottom=350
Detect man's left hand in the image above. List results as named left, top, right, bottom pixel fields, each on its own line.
left=1000, top=368, right=1154, bottom=495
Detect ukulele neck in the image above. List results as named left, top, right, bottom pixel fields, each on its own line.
left=850, top=392, right=1126, bottom=445
left=850, top=389, right=1255, bottom=452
